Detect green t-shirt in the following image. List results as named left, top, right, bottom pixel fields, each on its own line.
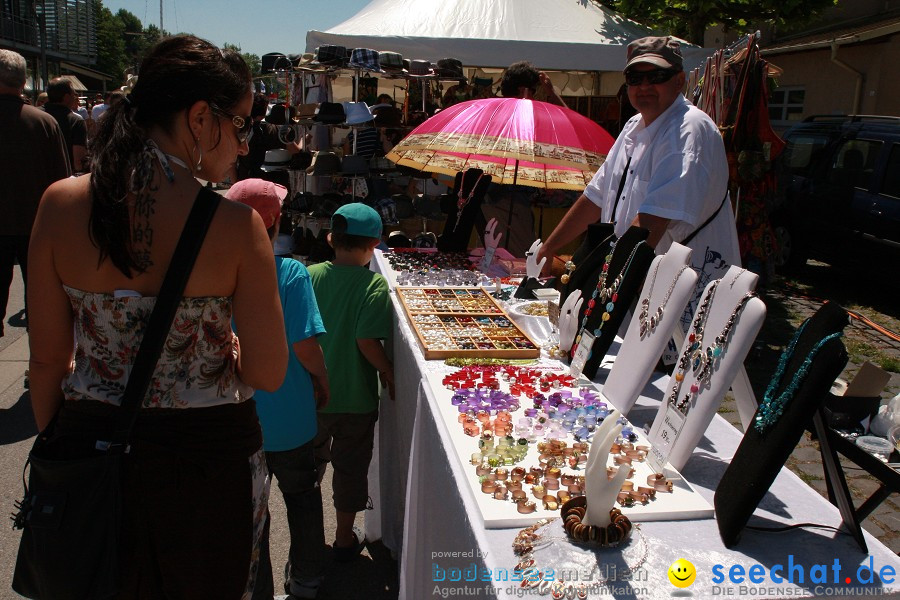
left=308, top=262, right=392, bottom=413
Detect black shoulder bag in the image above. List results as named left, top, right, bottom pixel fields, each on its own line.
left=11, top=189, right=220, bottom=600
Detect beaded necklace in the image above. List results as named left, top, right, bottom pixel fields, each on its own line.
left=669, top=289, right=756, bottom=413
left=754, top=322, right=843, bottom=433
left=572, top=240, right=645, bottom=355
left=638, top=263, right=689, bottom=338
left=454, top=172, right=486, bottom=231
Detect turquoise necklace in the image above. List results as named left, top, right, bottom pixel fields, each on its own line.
left=754, top=321, right=844, bottom=433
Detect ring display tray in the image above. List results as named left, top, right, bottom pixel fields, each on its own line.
left=425, top=371, right=714, bottom=528
left=397, top=287, right=540, bottom=359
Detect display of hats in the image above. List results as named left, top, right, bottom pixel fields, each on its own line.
left=313, top=45, right=347, bottom=66
left=314, top=102, right=346, bottom=124
left=408, top=59, right=435, bottom=77
left=413, top=194, right=442, bottom=218
left=342, top=101, right=374, bottom=125
left=379, top=51, right=405, bottom=73
left=374, top=197, right=399, bottom=225
left=307, top=151, right=342, bottom=176
left=387, top=230, right=412, bottom=248
left=315, top=192, right=345, bottom=218
left=348, top=48, right=383, bottom=73
left=435, top=58, right=466, bottom=82
left=261, top=52, right=291, bottom=73
left=288, top=191, right=316, bottom=212
left=342, top=154, right=370, bottom=176
left=292, top=53, right=317, bottom=70
left=260, top=149, right=291, bottom=172
left=295, top=103, right=319, bottom=123
left=403, top=59, right=411, bottom=71
left=392, top=193, right=415, bottom=218
left=413, top=231, right=438, bottom=248
left=372, top=105, right=403, bottom=128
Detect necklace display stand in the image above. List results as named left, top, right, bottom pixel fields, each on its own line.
left=575, top=226, right=655, bottom=380
left=603, top=243, right=697, bottom=415
left=557, top=223, right=616, bottom=303
left=437, top=169, right=491, bottom=252
left=714, top=302, right=850, bottom=548
left=647, top=265, right=766, bottom=472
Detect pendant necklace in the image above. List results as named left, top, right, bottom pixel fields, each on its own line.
left=638, top=263, right=689, bottom=338
left=572, top=240, right=645, bottom=355
left=754, top=322, right=843, bottom=433
left=454, top=172, right=486, bottom=231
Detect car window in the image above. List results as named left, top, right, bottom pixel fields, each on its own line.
left=783, top=134, right=831, bottom=176
left=828, top=139, right=882, bottom=189
left=882, top=144, right=900, bottom=199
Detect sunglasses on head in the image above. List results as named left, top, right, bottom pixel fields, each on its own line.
left=624, top=68, right=679, bottom=86
left=210, top=103, right=253, bottom=143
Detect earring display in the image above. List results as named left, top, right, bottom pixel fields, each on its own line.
left=398, top=288, right=540, bottom=359
left=425, top=369, right=713, bottom=528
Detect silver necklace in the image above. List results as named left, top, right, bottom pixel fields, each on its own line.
left=638, top=263, right=689, bottom=338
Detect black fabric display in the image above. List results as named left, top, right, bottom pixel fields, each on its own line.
left=577, top=226, right=654, bottom=379
left=714, top=302, right=849, bottom=548
left=514, top=276, right=554, bottom=300
left=12, top=189, right=220, bottom=600
left=557, top=223, right=616, bottom=303
left=437, top=169, right=491, bottom=252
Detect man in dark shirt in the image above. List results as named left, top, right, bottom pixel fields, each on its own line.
left=236, top=93, right=302, bottom=181
left=0, top=50, right=70, bottom=337
left=42, top=77, right=88, bottom=172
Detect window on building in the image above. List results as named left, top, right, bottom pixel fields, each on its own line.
left=769, top=87, right=805, bottom=127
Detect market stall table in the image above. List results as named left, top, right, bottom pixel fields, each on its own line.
left=365, top=250, right=900, bottom=599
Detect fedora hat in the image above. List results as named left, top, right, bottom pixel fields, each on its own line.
left=314, top=102, right=346, bottom=124
left=348, top=48, right=383, bottom=73
left=292, top=53, right=318, bottom=71
left=313, top=45, right=347, bottom=67
left=342, top=101, right=374, bottom=125
left=408, top=59, right=434, bottom=77
left=379, top=51, right=405, bottom=73
left=307, top=151, right=342, bottom=176
left=266, top=103, right=296, bottom=125
left=369, top=156, right=395, bottom=173
left=261, top=52, right=291, bottom=73
left=374, top=197, right=399, bottom=225
left=435, top=58, right=466, bottom=82
left=295, top=103, right=319, bottom=123
left=341, top=154, right=370, bottom=176
left=260, top=149, right=291, bottom=172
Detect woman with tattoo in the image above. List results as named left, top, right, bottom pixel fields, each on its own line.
left=26, top=35, right=288, bottom=599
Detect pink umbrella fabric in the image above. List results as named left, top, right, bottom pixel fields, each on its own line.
left=386, top=97, right=615, bottom=190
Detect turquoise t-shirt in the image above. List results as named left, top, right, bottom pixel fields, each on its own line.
left=307, top=261, right=392, bottom=414
left=254, top=257, right=326, bottom=451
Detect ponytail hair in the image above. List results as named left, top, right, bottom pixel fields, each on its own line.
left=88, top=35, right=251, bottom=277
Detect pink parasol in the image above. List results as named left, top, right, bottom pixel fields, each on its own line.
left=386, top=97, right=615, bottom=190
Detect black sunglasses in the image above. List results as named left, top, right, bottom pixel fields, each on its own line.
left=624, top=69, right=679, bottom=86
left=210, top=104, right=253, bottom=143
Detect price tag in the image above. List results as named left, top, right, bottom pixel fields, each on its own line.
left=480, top=246, right=497, bottom=271
left=569, top=329, right=595, bottom=378
left=548, top=300, right=560, bottom=328
left=648, top=403, right=686, bottom=473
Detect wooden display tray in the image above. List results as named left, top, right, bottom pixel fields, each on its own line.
left=397, top=287, right=540, bottom=360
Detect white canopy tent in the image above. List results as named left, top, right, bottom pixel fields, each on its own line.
left=305, top=0, right=712, bottom=73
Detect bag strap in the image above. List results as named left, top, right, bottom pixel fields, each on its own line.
left=609, top=155, right=632, bottom=223
left=681, top=191, right=728, bottom=247
left=107, top=188, right=221, bottom=448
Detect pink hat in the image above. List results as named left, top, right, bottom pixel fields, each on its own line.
left=225, top=179, right=287, bottom=228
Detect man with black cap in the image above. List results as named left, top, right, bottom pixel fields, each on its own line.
left=538, top=35, right=739, bottom=321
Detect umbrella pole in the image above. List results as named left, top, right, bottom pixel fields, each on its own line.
left=504, top=160, right=519, bottom=250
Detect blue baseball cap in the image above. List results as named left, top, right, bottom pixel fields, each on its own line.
left=332, top=203, right=383, bottom=239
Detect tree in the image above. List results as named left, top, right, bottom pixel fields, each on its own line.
left=593, top=0, right=837, bottom=45
left=92, top=0, right=128, bottom=83
left=224, top=43, right=261, bottom=77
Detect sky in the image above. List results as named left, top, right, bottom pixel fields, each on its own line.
left=100, top=0, right=371, bottom=57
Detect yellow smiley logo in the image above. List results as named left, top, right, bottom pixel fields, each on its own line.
left=668, top=558, right=696, bottom=588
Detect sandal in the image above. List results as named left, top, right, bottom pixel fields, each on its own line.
left=333, top=526, right=366, bottom=563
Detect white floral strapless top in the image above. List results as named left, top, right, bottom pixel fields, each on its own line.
left=62, top=286, right=253, bottom=408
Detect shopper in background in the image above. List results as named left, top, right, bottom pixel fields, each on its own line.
left=27, top=35, right=287, bottom=599
left=42, top=77, right=88, bottom=172
left=236, top=92, right=303, bottom=181
left=0, top=49, right=69, bottom=339
left=226, top=179, right=330, bottom=600
left=308, top=203, right=393, bottom=565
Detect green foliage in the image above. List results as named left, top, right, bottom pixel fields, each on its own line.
left=593, top=0, right=838, bottom=44
left=93, top=0, right=128, bottom=82
left=224, top=43, right=262, bottom=77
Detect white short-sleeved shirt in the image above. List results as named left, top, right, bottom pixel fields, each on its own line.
left=584, top=95, right=740, bottom=314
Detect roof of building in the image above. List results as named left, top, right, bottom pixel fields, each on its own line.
left=762, top=13, right=900, bottom=55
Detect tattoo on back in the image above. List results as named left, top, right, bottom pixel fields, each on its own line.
left=132, top=191, right=156, bottom=271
